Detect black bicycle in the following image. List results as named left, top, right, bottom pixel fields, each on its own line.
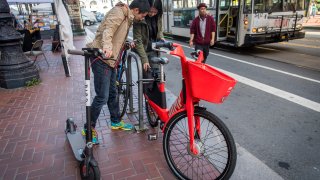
left=116, top=40, right=137, bottom=118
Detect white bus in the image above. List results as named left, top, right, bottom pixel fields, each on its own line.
left=162, top=0, right=306, bottom=47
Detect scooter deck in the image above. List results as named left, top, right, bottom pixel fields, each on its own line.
left=66, top=132, right=85, bottom=161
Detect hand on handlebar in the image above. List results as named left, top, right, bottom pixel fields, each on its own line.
left=103, top=49, right=113, bottom=58
left=124, top=40, right=139, bottom=49
left=128, top=41, right=136, bottom=49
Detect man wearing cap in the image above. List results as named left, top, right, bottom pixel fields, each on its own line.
left=189, top=3, right=216, bottom=63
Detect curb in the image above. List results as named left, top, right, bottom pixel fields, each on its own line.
left=303, top=26, right=320, bottom=30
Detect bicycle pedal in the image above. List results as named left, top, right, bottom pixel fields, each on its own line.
left=148, top=133, right=158, bottom=141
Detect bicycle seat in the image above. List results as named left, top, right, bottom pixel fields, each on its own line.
left=149, top=57, right=169, bottom=65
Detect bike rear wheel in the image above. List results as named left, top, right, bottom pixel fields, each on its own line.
left=163, top=107, right=236, bottom=180
left=117, top=66, right=129, bottom=118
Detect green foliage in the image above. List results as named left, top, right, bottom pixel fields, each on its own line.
left=25, top=78, right=41, bottom=87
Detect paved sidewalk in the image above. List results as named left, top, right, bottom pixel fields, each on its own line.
left=0, top=36, right=174, bottom=180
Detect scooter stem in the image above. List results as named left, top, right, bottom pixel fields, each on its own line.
left=84, top=54, right=92, bottom=147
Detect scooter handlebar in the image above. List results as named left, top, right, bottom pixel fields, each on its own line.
left=68, top=49, right=84, bottom=56
left=68, top=49, right=110, bottom=59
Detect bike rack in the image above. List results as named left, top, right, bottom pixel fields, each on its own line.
left=126, top=51, right=148, bottom=132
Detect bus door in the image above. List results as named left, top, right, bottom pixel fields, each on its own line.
left=216, top=0, right=230, bottom=42
left=228, top=0, right=241, bottom=44
left=216, top=0, right=241, bottom=45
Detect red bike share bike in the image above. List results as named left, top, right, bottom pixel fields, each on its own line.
left=144, top=41, right=237, bottom=180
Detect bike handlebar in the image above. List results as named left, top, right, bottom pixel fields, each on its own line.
left=153, top=41, right=174, bottom=51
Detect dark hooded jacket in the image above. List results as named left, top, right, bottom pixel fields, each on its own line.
left=133, top=0, right=164, bottom=65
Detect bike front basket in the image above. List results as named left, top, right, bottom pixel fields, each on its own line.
left=187, top=61, right=237, bottom=103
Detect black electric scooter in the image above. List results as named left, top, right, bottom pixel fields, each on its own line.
left=65, top=48, right=105, bottom=179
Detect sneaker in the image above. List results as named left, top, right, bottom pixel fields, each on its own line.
left=111, top=120, right=133, bottom=131
left=81, top=128, right=99, bottom=145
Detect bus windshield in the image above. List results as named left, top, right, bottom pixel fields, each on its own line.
left=249, top=0, right=305, bottom=13
left=244, top=0, right=252, bottom=13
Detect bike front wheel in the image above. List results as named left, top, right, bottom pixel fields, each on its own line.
left=117, top=66, right=129, bottom=118
left=163, top=107, right=237, bottom=180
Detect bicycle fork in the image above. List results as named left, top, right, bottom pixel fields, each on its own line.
left=186, top=89, right=201, bottom=156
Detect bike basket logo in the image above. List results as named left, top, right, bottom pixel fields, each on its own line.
left=168, top=94, right=183, bottom=117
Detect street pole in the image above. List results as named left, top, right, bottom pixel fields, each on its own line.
left=166, top=0, right=169, bottom=33
left=0, top=0, right=39, bottom=89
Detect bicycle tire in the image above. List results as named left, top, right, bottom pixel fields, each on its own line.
left=117, top=66, right=129, bottom=118
left=145, top=99, right=159, bottom=127
left=163, top=107, right=236, bottom=180
left=79, top=160, right=100, bottom=180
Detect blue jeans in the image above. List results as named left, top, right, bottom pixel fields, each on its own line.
left=90, top=58, right=120, bottom=127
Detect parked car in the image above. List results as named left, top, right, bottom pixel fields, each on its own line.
left=96, top=13, right=104, bottom=22
left=81, top=9, right=97, bottom=26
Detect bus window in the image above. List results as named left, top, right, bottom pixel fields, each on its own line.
left=253, top=0, right=265, bottom=13
left=173, top=0, right=183, bottom=9
left=265, top=0, right=282, bottom=12
left=173, top=10, right=195, bottom=27
left=220, top=0, right=230, bottom=10
left=231, top=0, right=239, bottom=6
left=163, top=0, right=172, bottom=12
left=296, top=0, right=304, bottom=10
left=203, top=0, right=213, bottom=7
left=244, top=0, right=252, bottom=13
left=185, top=0, right=197, bottom=8
left=285, top=0, right=304, bottom=11
left=172, top=0, right=197, bottom=9
left=284, top=0, right=295, bottom=11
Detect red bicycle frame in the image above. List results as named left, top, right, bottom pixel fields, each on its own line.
left=145, top=43, right=205, bottom=155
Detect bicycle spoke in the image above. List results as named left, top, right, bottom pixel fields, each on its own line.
left=171, top=147, right=193, bottom=172
left=175, top=119, right=189, bottom=139
left=203, top=143, right=227, bottom=154
left=171, top=127, right=189, bottom=141
left=198, top=158, right=217, bottom=179
left=204, top=145, right=228, bottom=155
left=202, top=121, right=219, bottom=144
left=206, top=156, right=227, bottom=172
left=169, top=118, right=224, bottom=179
left=202, top=133, right=225, bottom=142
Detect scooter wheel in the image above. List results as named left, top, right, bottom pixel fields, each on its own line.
left=79, top=161, right=100, bottom=180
